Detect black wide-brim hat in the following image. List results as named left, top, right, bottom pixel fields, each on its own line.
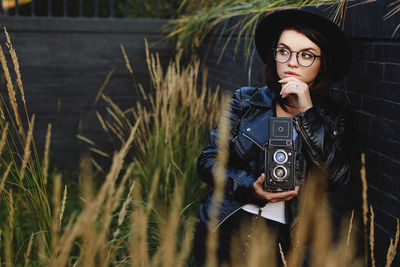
left=255, top=6, right=351, bottom=83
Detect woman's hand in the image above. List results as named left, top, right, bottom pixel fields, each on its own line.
left=253, top=173, right=299, bottom=203
left=279, top=77, right=313, bottom=113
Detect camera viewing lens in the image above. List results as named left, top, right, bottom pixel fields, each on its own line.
left=273, top=150, right=288, bottom=164
left=273, top=166, right=287, bottom=180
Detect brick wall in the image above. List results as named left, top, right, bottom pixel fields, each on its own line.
left=0, top=17, right=174, bottom=171
left=199, top=1, right=400, bottom=265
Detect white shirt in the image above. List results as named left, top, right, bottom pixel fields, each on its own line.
left=242, top=202, right=286, bottom=224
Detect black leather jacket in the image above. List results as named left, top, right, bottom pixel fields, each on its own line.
left=197, top=86, right=350, bottom=230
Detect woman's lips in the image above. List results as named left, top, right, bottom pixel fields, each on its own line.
left=284, top=71, right=299, bottom=77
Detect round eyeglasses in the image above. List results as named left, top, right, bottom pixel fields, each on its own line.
left=273, top=47, right=321, bottom=67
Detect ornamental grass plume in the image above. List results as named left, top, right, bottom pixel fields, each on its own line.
left=370, top=205, right=376, bottom=267
left=385, top=219, right=400, bottom=267
left=43, top=123, right=52, bottom=186
left=0, top=27, right=52, bottom=258
left=361, top=153, right=369, bottom=265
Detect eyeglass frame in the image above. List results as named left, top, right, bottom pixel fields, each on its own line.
left=273, top=47, right=321, bottom=67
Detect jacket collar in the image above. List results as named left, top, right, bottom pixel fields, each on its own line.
left=248, top=86, right=276, bottom=108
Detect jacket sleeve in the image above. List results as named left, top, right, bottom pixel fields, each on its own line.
left=197, top=88, right=266, bottom=206
left=293, top=105, right=351, bottom=190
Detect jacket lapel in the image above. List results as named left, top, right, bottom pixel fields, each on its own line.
left=240, top=86, right=276, bottom=148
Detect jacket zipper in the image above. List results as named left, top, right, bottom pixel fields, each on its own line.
left=214, top=205, right=244, bottom=231
left=242, top=132, right=264, bottom=150
left=293, top=117, right=317, bottom=157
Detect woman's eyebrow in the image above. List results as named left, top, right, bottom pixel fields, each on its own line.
left=277, top=42, right=318, bottom=52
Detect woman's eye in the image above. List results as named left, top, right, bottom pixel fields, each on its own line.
left=278, top=48, right=289, bottom=55
left=300, top=52, right=313, bottom=59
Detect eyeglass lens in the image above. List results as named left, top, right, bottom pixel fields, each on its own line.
left=274, top=48, right=316, bottom=67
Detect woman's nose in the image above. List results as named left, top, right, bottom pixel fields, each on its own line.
left=288, top=53, right=298, bottom=67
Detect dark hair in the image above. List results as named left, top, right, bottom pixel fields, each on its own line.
left=263, top=24, right=331, bottom=111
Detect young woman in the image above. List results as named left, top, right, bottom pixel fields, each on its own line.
left=194, top=6, right=352, bottom=266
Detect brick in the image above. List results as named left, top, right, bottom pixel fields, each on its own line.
left=351, top=110, right=373, bottom=133
left=330, top=89, right=363, bottom=110
left=365, top=149, right=400, bottom=184
left=374, top=42, right=400, bottom=64
left=368, top=80, right=400, bottom=102
left=369, top=115, right=400, bottom=142
left=362, top=96, right=400, bottom=122
left=365, top=168, right=400, bottom=205
left=350, top=40, right=374, bottom=61
left=366, top=135, right=400, bottom=163
left=384, top=63, right=400, bottom=83
left=348, top=61, right=384, bottom=81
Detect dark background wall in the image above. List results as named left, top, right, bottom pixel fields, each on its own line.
left=198, top=1, right=400, bottom=266
left=0, top=17, right=174, bottom=171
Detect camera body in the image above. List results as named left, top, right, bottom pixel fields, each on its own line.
left=264, top=117, right=296, bottom=192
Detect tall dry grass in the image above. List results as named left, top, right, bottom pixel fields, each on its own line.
left=0, top=27, right=53, bottom=260
left=0, top=26, right=399, bottom=267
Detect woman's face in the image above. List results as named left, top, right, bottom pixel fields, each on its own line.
left=275, top=29, right=321, bottom=86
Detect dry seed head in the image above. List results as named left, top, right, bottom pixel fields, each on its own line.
left=91, top=68, right=114, bottom=116
left=23, top=233, right=34, bottom=267
left=4, top=27, right=26, bottom=107
left=20, top=114, right=35, bottom=180
left=145, top=169, right=161, bottom=216
left=90, top=157, right=104, bottom=173
left=159, top=185, right=184, bottom=267
left=43, top=123, right=52, bottom=186
left=89, top=147, right=110, bottom=158
left=111, top=162, right=134, bottom=212
left=0, top=44, right=24, bottom=136
left=106, top=107, right=125, bottom=132
left=96, top=111, right=108, bottom=132
left=0, top=97, right=5, bottom=119
left=76, top=134, right=96, bottom=146
left=60, top=185, right=67, bottom=229
left=0, top=122, right=9, bottom=156
left=0, top=163, right=12, bottom=193
left=370, top=205, right=376, bottom=267
left=120, top=44, right=133, bottom=75
left=8, top=189, right=14, bottom=230
left=176, top=217, right=196, bottom=267
left=385, top=219, right=399, bottom=267
left=105, top=120, right=124, bottom=143
left=361, top=153, right=369, bottom=266
left=130, top=183, right=149, bottom=266
left=113, top=180, right=136, bottom=240
left=347, top=210, right=355, bottom=247
left=51, top=173, right=62, bottom=250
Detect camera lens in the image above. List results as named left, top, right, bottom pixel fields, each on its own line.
left=272, top=166, right=287, bottom=180
left=273, top=150, right=288, bottom=164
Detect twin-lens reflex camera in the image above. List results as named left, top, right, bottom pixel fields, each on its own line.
left=263, top=117, right=296, bottom=192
